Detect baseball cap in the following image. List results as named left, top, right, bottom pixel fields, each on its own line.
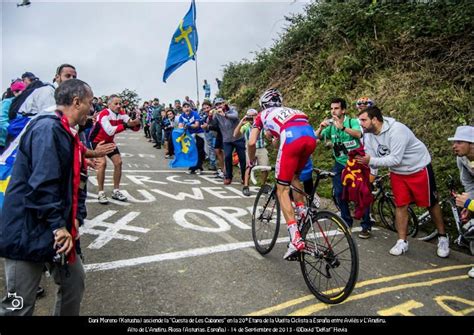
left=448, top=126, right=474, bottom=143
left=10, top=81, right=26, bottom=92
left=214, top=97, right=225, bottom=105
left=21, top=72, right=38, bottom=81
left=182, top=101, right=191, bottom=107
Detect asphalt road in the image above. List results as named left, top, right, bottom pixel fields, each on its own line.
left=2, top=130, right=473, bottom=316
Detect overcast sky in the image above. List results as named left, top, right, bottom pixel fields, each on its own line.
left=1, top=0, right=309, bottom=105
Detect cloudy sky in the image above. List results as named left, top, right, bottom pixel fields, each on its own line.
left=1, top=0, right=309, bottom=105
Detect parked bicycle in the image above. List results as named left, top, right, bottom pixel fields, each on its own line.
left=250, top=166, right=359, bottom=304
left=414, top=176, right=474, bottom=254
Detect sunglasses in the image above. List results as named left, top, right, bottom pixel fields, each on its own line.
left=356, top=101, right=368, bottom=106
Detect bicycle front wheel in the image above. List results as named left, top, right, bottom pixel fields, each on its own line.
left=299, top=210, right=358, bottom=304
left=251, top=184, right=281, bottom=255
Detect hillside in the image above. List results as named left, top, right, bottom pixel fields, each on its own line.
left=219, top=0, right=473, bottom=194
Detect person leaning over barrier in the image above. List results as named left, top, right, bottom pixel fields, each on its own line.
left=0, top=79, right=95, bottom=316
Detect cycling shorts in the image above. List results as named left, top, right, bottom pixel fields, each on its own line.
left=275, top=124, right=316, bottom=185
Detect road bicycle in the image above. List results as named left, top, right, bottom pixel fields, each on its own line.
left=414, top=176, right=474, bottom=254
left=250, top=166, right=359, bottom=304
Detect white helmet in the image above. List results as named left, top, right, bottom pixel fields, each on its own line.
left=259, top=88, right=282, bottom=109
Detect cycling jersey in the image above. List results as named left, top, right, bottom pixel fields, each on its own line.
left=254, top=107, right=316, bottom=184
left=253, top=106, right=309, bottom=137
left=89, top=108, right=130, bottom=143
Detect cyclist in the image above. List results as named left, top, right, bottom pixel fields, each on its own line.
left=448, top=125, right=474, bottom=278
left=247, top=89, right=317, bottom=259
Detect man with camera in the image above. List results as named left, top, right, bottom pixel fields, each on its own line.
left=315, top=97, right=374, bottom=238
left=0, top=79, right=94, bottom=316
left=209, top=98, right=246, bottom=185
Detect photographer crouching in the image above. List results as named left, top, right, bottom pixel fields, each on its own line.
left=315, top=97, right=374, bottom=238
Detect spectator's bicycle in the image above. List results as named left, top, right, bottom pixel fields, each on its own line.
left=372, top=174, right=418, bottom=236
left=250, top=166, right=359, bottom=304
left=414, top=176, right=474, bottom=254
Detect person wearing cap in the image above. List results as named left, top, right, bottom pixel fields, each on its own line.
left=233, top=108, right=269, bottom=196
left=178, top=100, right=205, bottom=174
left=1, top=81, right=26, bottom=149
left=448, top=125, right=474, bottom=278
left=355, top=96, right=374, bottom=113
left=356, top=106, right=450, bottom=258
left=21, top=72, right=38, bottom=87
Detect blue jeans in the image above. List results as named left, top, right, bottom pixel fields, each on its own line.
left=205, top=132, right=217, bottom=168
left=223, top=138, right=246, bottom=181
left=332, top=162, right=372, bottom=230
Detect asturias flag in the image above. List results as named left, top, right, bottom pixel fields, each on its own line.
left=163, top=0, right=198, bottom=83
left=169, top=129, right=198, bottom=168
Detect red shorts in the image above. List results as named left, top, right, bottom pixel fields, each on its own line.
left=390, top=164, right=438, bottom=207
left=275, top=134, right=316, bottom=185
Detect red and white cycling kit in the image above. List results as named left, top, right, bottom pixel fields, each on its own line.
left=89, top=108, right=130, bottom=144
left=254, top=107, right=317, bottom=184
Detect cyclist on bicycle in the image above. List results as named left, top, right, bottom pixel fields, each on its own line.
left=247, top=89, right=317, bottom=259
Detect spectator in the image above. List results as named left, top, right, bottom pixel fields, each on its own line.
left=184, top=96, right=196, bottom=109
left=150, top=98, right=162, bottom=149
left=356, top=106, right=450, bottom=257
left=210, top=98, right=246, bottom=185
left=0, top=79, right=93, bottom=316
left=199, top=100, right=217, bottom=171
left=215, top=78, right=222, bottom=90
left=203, top=79, right=211, bottom=99
left=163, top=108, right=175, bottom=158
left=173, top=99, right=183, bottom=116
left=234, top=108, right=269, bottom=196
left=178, top=101, right=205, bottom=174
left=448, top=125, right=474, bottom=278
left=315, top=97, right=374, bottom=239
left=1, top=81, right=26, bottom=149
left=21, top=72, right=39, bottom=87
left=89, top=94, right=141, bottom=204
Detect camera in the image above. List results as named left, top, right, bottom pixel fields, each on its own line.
left=53, top=252, right=67, bottom=266
left=333, top=142, right=348, bottom=157
left=6, top=292, right=23, bottom=311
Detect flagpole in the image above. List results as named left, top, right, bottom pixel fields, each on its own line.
left=193, top=0, right=199, bottom=106
left=195, top=54, right=200, bottom=106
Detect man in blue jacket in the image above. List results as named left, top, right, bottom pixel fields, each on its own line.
left=0, top=79, right=93, bottom=316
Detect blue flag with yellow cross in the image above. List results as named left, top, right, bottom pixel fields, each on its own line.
left=169, top=129, right=198, bottom=168
left=163, top=0, right=198, bottom=83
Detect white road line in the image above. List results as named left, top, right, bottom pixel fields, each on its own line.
left=83, top=227, right=371, bottom=272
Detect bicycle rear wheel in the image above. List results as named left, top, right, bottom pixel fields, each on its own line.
left=299, top=210, right=358, bottom=304
left=251, top=184, right=281, bottom=255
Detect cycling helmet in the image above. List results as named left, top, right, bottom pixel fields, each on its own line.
left=259, top=89, right=283, bottom=109
left=356, top=96, right=374, bottom=107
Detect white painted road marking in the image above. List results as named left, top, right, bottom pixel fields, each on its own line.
left=83, top=227, right=371, bottom=272
left=81, top=210, right=149, bottom=249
